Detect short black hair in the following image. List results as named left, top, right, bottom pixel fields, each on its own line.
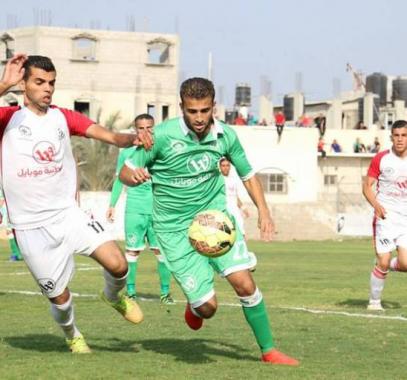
left=23, top=55, right=56, bottom=81
left=392, top=120, right=407, bottom=130
left=134, top=113, right=154, bottom=123
left=180, top=77, right=215, bottom=102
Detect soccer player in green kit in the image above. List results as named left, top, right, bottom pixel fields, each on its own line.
left=120, top=78, right=299, bottom=366
left=107, top=114, right=173, bottom=304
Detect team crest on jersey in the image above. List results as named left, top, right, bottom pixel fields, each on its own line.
left=18, top=125, right=32, bottom=137
left=171, top=140, right=186, bottom=153
left=383, top=167, right=395, bottom=176
left=187, top=153, right=212, bottom=174
left=32, top=141, right=62, bottom=164
left=57, top=128, right=66, bottom=140
left=38, top=278, right=56, bottom=294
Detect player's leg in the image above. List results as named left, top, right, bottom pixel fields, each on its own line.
left=91, top=241, right=143, bottom=324
left=369, top=218, right=395, bottom=310
left=14, top=225, right=90, bottom=353
left=8, top=229, right=22, bottom=261
left=146, top=217, right=173, bottom=303
left=155, top=229, right=217, bottom=328
left=389, top=231, right=407, bottom=272
left=212, top=227, right=298, bottom=365
left=125, top=250, right=140, bottom=298
left=69, top=206, right=142, bottom=324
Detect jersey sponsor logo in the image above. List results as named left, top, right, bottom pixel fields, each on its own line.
left=17, top=165, right=63, bottom=178
left=18, top=125, right=32, bottom=137
left=38, top=278, right=56, bottom=294
left=187, top=153, right=212, bottom=174
left=171, top=140, right=187, bottom=153
left=32, top=141, right=62, bottom=164
left=395, top=176, right=407, bottom=190
left=180, top=274, right=197, bottom=292
left=171, top=172, right=215, bottom=187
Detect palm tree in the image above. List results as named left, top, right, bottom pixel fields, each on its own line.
left=72, top=111, right=124, bottom=191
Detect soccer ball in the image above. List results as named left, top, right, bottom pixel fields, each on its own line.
left=188, top=210, right=236, bottom=258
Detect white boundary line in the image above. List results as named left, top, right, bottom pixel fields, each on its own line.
left=1, top=289, right=407, bottom=322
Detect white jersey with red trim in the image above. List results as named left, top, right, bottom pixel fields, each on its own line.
left=0, top=106, right=93, bottom=229
left=367, top=149, right=407, bottom=215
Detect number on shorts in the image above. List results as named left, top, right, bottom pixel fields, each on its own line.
left=88, top=220, right=104, bottom=233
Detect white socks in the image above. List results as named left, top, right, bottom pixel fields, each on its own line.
left=103, top=269, right=127, bottom=302
left=50, top=294, right=81, bottom=339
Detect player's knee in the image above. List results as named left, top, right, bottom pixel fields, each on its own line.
left=233, top=280, right=257, bottom=297
left=50, top=288, right=71, bottom=305
left=196, top=302, right=217, bottom=319
left=239, top=287, right=263, bottom=307
left=108, top=256, right=128, bottom=278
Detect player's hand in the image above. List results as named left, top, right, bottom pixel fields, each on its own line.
left=1, top=54, right=27, bottom=88
left=374, top=203, right=386, bottom=219
left=258, top=211, right=275, bottom=242
left=131, top=168, right=151, bottom=184
left=133, top=129, right=153, bottom=150
left=106, top=207, right=115, bottom=223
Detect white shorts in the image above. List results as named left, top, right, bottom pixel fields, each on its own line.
left=228, top=206, right=245, bottom=235
left=373, top=211, right=407, bottom=254
left=15, top=206, right=113, bottom=298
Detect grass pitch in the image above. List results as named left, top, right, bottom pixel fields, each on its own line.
left=0, top=239, right=406, bottom=380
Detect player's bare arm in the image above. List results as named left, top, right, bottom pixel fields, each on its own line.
left=243, top=175, right=274, bottom=241
left=119, top=164, right=150, bottom=186
left=85, top=124, right=153, bottom=149
left=362, top=175, right=386, bottom=219
left=0, top=54, right=27, bottom=96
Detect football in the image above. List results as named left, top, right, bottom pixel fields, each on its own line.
left=188, top=209, right=236, bottom=257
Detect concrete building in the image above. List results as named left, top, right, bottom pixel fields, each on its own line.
left=0, top=26, right=180, bottom=125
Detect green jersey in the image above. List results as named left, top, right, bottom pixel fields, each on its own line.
left=125, top=117, right=254, bottom=232
left=110, top=146, right=153, bottom=215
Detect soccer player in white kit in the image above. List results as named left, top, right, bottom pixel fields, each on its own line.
left=363, top=120, right=407, bottom=311
left=219, top=157, right=257, bottom=269
left=0, top=54, right=146, bottom=353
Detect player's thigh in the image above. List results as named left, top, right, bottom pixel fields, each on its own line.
left=145, top=215, right=160, bottom=250
left=15, top=224, right=74, bottom=299
left=210, top=226, right=252, bottom=277
left=396, top=229, right=407, bottom=268
left=157, top=230, right=215, bottom=306
left=125, top=212, right=147, bottom=251
left=374, top=216, right=397, bottom=258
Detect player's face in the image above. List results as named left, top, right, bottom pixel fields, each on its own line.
left=22, top=67, right=56, bottom=114
left=220, top=160, right=231, bottom=176
left=391, top=127, right=407, bottom=156
left=135, top=118, right=154, bottom=134
left=180, top=96, right=214, bottom=139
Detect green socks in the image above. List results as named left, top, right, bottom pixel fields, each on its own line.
left=157, top=261, right=171, bottom=296
left=126, top=261, right=138, bottom=296
left=242, top=299, right=274, bottom=353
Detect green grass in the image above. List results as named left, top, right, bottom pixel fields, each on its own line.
left=1, top=239, right=406, bottom=379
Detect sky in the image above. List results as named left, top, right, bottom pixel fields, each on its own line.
left=1, top=0, right=406, bottom=111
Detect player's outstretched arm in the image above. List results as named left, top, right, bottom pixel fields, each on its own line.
left=0, top=54, right=27, bottom=96
left=243, top=175, right=274, bottom=241
left=85, top=124, right=153, bottom=149
left=362, top=176, right=386, bottom=219
left=119, top=164, right=150, bottom=187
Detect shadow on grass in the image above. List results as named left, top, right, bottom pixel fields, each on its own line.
left=138, top=338, right=258, bottom=363
left=6, top=335, right=257, bottom=363
left=5, top=334, right=67, bottom=352
left=336, top=299, right=402, bottom=309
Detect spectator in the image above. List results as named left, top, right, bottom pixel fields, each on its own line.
left=314, top=114, right=327, bottom=137
left=297, top=114, right=313, bottom=128
left=234, top=114, right=247, bottom=125
left=353, top=137, right=367, bottom=153
left=247, top=114, right=258, bottom=126
left=258, top=118, right=268, bottom=126
left=318, top=137, right=326, bottom=158
left=274, top=111, right=286, bottom=141
left=355, top=121, right=368, bottom=130
left=369, top=137, right=381, bottom=153
left=330, top=139, right=342, bottom=153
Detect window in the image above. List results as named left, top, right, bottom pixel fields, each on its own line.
left=324, top=175, right=337, bottom=186
left=0, top=33, right=14, bottom=61
left=147, top=38, right=171, bottom=65
left=258, top=173, right=288, bottom=194
left=147, top=104, right=156, bottom=118
left=162, top=105, right=169, bottom=121
left=72, top=34, right=97, bottom=61
left=74, top=101, right=90, bottom=117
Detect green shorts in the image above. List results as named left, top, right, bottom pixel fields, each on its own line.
left=124, top=213, right=159, bottom=251
left=156, top=226, right=252, bottom=306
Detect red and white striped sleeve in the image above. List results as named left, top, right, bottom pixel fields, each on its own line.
left=57, top=107, right=95, bottom=136
left=367, top=150, right=390, bottom=179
